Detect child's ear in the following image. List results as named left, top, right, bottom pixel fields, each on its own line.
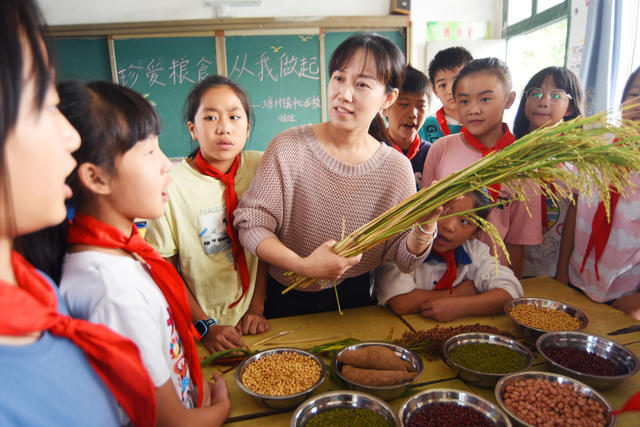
left=77, top=163, right=112, bottom=196
left=382, top=88, right=399, bottom=110
left=505, top=90, right=516, bottom=109
left=187, top=121, right=197, bottom=141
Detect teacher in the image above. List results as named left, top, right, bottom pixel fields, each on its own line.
left=234, top=33, right=439, bottom=318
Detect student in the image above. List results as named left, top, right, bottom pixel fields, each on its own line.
left=382, top=65, right=432, bottom=188
left=421, top=58, right=542, bottom=278
left=556, top=67, right=640, bottom=320
left=234, top=33, right=441, bottom=318
left=0, top=1, right=156, bottom=425
left=145, top=76, right=268, bottom=353
left=56, top=81, right=231, bottom=426
left=377, top=190, right=523, bottom=321
left=418, top=47, right=473, bottom=143
left=513, top=67, right=584, bottom=278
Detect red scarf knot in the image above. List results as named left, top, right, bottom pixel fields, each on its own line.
left=387, top=130, right=421, bottom=160
left=436, top=107, right=452, bottom=136
left=433, top=249, right=457, bottom=294
left=194, top=150, right=250, bottom=308
left=67, top=213, right=204, bottom=407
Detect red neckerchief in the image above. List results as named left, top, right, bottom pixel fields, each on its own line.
left=540, top=181, right=557, bottom=230
left=433, top=249, right=457, bottom=294
left=0, top=251, right=157, bottom=426
left=436, top=107, right=451, bottom=136
left=387, top=131, right=421, bottom=160
left=194, top=150, right=250, bottom=308
left=462, top=123, right=515, bottom=202
left=580, top=188, right=620, bottom=280
left=614, top=390, right=640, bottom=414
left=67, top=213, right=203, bottom=407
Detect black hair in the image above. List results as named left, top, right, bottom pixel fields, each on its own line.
left=513, top=66, right=585, bottom=139
left=621, top=66, right=640, bottom=104
left=185, top=75, right=253, bottom=158
left=401, top=65, right=431, bottom=100
left=329, top=32, right=407, bottom=143
left=452, top=57, right=513, bottom=97
left=59, top=81, right=162, bottom=209
left=468, top=189, right=493, bottom=220
left=0, top=0, right=52, bottom=239
left=427, top=46, right=473, bottom=87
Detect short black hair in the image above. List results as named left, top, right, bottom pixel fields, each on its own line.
left=621, top=66, right=640, bottom=105
left=427, top=46, right=473, bottom=87
left=452, top=57, right=512, bottom=97
left=469, top=189, right=493, bottom=220
left=400, top=65, right=431, bottom=101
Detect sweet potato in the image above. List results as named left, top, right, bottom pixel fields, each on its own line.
left=341, top=365, right=417, bottom=386
left=337, top=345, right=410, bottom=371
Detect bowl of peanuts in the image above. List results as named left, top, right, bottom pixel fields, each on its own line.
left=235, top=347, right=326, bottom=409
left=332, top=341, right=423, bottom=401
left=536, top=331, right=639, bottom=390
left=399, top=388, right=512, bottom=426
left=495, top=371, right=615, bottom=427
left=504, top=297, right=588, bottom=338
left=291, top=390, right=400, bottom=427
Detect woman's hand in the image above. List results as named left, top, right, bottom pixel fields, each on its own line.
left=298, top=240, right=362, bottom=281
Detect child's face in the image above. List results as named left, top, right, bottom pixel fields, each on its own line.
left=622, top=73, right=640, bottom=122
left=432, top=195, right=478, bottom=253
left=328, top=48, right=398, bottom=133
left=524, top=75, right=574, bottom=132
left=455, top=72, right=515, bottom=139
left=384, top=92, right=429, bottom=144
left=188, top=85, right=250, bottom=171
left=433, top=66, right=463, bottom=114
left=107, top=135, right=172, bottom=221
left=4, top=64, right=80, bottom=236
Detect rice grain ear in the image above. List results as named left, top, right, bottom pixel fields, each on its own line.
left=282, top=109, right=640, bottom=293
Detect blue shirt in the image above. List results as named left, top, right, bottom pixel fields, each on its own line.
left=0, top=274, right=121, bottom=427
left=418, top=115, right=463, bottom=144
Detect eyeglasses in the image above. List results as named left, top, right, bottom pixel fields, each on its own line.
left=526, top=87, right=572, bottom=103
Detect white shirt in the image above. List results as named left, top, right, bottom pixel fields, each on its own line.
left=376, top=239, right=523, bottom=305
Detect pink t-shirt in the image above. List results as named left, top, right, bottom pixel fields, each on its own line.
left=421, top=133, right=542, bottom=265
left=568, top=173, right=640, bottom=302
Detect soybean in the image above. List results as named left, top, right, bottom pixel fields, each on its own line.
left=305, top=408, right=388, bottom=427
left=449, top=343, right=527, bottom=374
left=241, top=351, right=321, bottom=396
left=509, top=304, right=583, bottom=331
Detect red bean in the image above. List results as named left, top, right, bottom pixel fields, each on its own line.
left=407, top=403, right=493, bottom=427
left=545, top=346, right=624, bottom=376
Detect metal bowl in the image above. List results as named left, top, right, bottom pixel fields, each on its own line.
left=495, top=371, right=615, bottom=427
left=399, top=388, right=512, bottom=427
left=504, top=297, right=588, bottom=338
left=290, top=390, right=400, bottom=427
left=333, top=341, right=423, bottom=401
left=442, top=333, right=534, bottom=388
left=536, top=331, right=639, bottom=390
left=235, top=347, right=326, bottom=410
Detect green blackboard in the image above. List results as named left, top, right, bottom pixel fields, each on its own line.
left=52, top=38, right=112, bottom=82
left=113, top=37, right=217, bottom=158
left=323, top=31, right=405, bottom=119
left=225, top=34, right=322, bottom=151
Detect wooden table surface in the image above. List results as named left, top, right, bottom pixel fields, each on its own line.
left=199, top=277, right=640, bottom=426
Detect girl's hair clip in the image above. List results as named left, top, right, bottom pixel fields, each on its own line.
left=66, top=203, right=77, bottom=221
left=478, top=187, right=492, bottom=198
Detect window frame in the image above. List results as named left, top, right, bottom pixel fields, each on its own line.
left=503, top=0, right=571, bottom=65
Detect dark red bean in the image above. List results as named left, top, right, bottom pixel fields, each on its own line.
left=545, top=346, right=624, bottom=376
left=407, top=402, right=493, bottom=427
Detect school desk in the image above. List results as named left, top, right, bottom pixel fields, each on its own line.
left=198, top=277, right=640, bottom=426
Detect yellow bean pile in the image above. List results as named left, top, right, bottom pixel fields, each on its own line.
left=509, top=304, right=583, bottom=331
left=241, top=352, right=321, bottom=396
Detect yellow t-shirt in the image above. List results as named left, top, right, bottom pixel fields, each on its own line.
left=145, top=151, right=262, bottom=326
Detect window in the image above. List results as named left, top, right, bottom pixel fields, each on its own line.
left=503, top=0, right=570, bottom=124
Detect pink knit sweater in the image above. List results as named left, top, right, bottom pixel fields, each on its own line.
left=234, top=124, right=429, bottom=291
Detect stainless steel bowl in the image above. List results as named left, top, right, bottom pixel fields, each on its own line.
left=399, top=388, right=512, bottom=427
left=442, top=332, right=534, bottom=388
left=536, top=331, right=639, bottom=390
left=235, top=347, right=326, bottom=410
left=495, top=371, right=615, bottom=427
left=333, top=341, right=423, bottom=401
left=504, top=297, right=588, bottom=338
left=290, top=390, right=400, bottom=427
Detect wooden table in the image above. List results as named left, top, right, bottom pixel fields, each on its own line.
left=199, top=277, right=640, bottom=426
